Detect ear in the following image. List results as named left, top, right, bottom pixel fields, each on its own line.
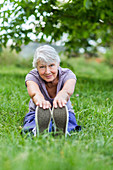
left=57, top=63, right=60, bottom=68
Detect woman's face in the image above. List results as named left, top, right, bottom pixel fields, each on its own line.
left=37, top=60, right=59, bottom=82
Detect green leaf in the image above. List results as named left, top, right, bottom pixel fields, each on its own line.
left=0, top=45, right=3, bottom=53
left=0, top=0, right=113, bottom=55
left=84, top=0, right=92, bottom=9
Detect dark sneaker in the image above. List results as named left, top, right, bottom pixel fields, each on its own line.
left=35, top=106, right=51, bottom=137
left=52, top=105, right=69, bottom=137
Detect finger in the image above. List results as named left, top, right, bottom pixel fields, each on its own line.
left=38, top=101, right=43, bottom=108
left=62, top=100, right=67, bottom=107
left=58, top=100, right=62, bottom=108
left=58, top=100, right=66, bottom=108
left=42, top=101, right=46, bottom=109
left=44, top=101, right=49, bottom=109
left=49, top=102, right=52, bottom=108
left=46, top=101, right=51, bottom=108
left=42, top=101, right=50, bottom=109
left=36, top=102, right=39, bottom=106
left=53, top=100, right=57, bottom=108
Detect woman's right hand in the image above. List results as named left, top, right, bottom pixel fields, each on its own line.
left=35, top=97, right=51, bottom=109
left=26, top=81, right=51, bottom=109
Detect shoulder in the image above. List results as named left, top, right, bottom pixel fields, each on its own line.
left=25, top=68, right=40, bottom=84
left=59, top=67, right=76, bottom=78
left=58, top=67, right=77, bottom=84
left=26, top=68, right=39, bottom=78
left=28, top=68, right=38, bottom=75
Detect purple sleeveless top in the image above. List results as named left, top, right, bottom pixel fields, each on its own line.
left=25, top=67, right=77, bottom=114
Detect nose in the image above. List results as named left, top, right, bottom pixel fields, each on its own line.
left=45, top=66, right=50, bottom=74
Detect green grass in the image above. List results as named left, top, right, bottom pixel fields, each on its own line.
left=0, top=58, right=113, bottom=170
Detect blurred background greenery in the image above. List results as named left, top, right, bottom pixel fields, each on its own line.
left=0, top=1, right=113, bottom=170
left=0, top=0, right=113, bottom=68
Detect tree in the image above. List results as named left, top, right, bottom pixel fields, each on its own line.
left=0, top=0, right=113, bottom=55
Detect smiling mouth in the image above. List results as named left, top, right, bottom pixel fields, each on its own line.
left=45, top=75, right=52, bottom=79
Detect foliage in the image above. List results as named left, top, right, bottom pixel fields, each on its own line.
left=67, top=57, right=113, bottom=79
left=104, top=45, right=113, bottom=66
left=0, top=0, right=113, bottom=55
left=0, top=47, right=33, bottom=68
left=0, top=47, right=18, bottom=65
left=0, top=47, right=75, bottom=70
left=0, top=60, right=113, bottom=170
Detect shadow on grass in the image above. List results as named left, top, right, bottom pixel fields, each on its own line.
left=77, top=76, right=113, bottom=84
left=0, top=73, right=26, bottom=79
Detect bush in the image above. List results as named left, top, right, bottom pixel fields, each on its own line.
left=15, top=57, right=33, bottom=68
left=0, top=47, right=18, bottom=66
left=60, top=60, right=74, bottom=72
left=0, top=47, right=33, bottom=68
left=104, top=46, right=113, bottom=66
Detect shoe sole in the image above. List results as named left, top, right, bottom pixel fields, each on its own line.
left=52, top=105, right=68, bottom=137
left=35, top=106, right=51, bottom=137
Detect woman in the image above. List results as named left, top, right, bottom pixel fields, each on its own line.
left=23, top=45, right=81, bottom=137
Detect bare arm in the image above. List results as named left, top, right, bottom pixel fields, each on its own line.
left=53, top=79, right=76, bottom=108
left=26, top=81, right=51, bottom=109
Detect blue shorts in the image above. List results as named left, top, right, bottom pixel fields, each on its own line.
left=23, top=111, right=81, bottom=133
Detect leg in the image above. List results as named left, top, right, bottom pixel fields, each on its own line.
left=67, top=112, right=81, bottom=133
left=22, top=111, right=35, bottom=132
left=22, top=108, right=52, bottom=136
left=35, top=106, right=51, bottom=136
left=52, top=105, right=68, bottom=137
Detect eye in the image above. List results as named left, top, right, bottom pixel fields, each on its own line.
left=39, top=66, right=45, bottom=69
left=50, top=64, right=54, bottom=67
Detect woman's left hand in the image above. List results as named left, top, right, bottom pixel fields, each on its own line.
left=53, top=79, right=76, bottom=108
left=53, top=90, right=68, bottom=108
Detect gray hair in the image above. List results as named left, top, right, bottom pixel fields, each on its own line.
left=33, top=45, right=60, bottom=68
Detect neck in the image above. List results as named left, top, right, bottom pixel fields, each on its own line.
left=45, top=75, right=59, bottom=88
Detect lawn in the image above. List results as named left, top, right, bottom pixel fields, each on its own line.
left=0, top=58, right=113, bottom=170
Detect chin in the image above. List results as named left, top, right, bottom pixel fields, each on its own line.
left=45, top=79, right=54, bottom=82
